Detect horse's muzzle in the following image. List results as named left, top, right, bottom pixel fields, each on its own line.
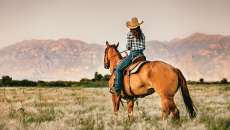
left=104, top=64, right=109, bottom=69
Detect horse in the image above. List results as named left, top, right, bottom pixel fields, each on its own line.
left=104, top=41, right=196, bottom=122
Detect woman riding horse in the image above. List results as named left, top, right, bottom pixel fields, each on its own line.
left=105, top=18, right=196, bottom=122
left=109, top=17, right=145, bottom=95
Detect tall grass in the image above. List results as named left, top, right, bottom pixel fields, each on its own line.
left=0, top=84, right=229, bottom=129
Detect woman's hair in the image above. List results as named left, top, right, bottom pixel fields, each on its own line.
left=130, top=26, right=143, bottom=41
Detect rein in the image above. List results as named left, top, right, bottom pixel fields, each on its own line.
left=108, top=49, right=129, bottom=62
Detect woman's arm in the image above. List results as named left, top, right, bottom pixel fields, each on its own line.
left=126, top=32, right=132, bottom=50
left=142, top=34, right=145, bottom=50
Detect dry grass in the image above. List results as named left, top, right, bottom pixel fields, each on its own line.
left=0, top=84, right=230, bottom=130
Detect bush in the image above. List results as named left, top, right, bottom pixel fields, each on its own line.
left=94, top=72, right=103, bottom=81
left=83, top=82, right=109, bottom=88
left=1, top=75, right=12, bottom=86
left=199, top=78, right=204, bottom=84
left=221, top=78, right=228, bottom=84
left=80, top=78, right=91, bottom=84
left=102, top=74, right=110, bottom=81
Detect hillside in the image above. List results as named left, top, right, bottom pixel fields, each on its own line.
left=175, top=34, right=230, bottom=81
left=0, top=39, right=107, bottom=81
left=0, top=33, right=230, bottom=81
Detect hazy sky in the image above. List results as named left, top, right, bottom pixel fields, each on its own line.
left=0, top=0, right=230, bottom=49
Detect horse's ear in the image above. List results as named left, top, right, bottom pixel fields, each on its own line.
left=116, top=42, right=119, bottom=48
left=106, top=41, right=110, bottom=48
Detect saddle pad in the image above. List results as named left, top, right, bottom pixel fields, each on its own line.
left=124, top=61, right=149, bottom=75
left=132, top=55, right=146, bottom=64
left=130, top=61, right=149, bottom=74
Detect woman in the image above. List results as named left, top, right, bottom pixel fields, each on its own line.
left=110, top=17, right=145, bottom=95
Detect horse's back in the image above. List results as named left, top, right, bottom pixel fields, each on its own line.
left=125, top=61, right=179, bottom=97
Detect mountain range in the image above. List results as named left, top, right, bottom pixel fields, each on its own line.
left=0, top=39, right=107, bottom=81
left=0, top=32, right=229, bottom=81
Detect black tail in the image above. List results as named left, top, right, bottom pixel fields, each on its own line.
left=174, top=68, right=196, bottom=118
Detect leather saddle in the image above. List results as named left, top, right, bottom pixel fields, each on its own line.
left=113, top=55, right=148, bottom=76
left=123, top=55, right=148, bottom=75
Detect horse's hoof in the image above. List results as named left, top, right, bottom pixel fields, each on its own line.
left=128, top=112, right=133, bottom=122
left=114, top=112, right=118, bottom=117
left=128, top=116, right=133, bottom=122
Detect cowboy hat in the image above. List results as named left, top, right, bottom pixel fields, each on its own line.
left=126, top=17, right=143, bottom=29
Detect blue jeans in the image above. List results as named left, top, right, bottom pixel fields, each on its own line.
left=114, top=50, right=144, bottom=93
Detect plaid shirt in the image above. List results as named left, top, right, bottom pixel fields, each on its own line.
left=126, top=31, right=145, bottom=51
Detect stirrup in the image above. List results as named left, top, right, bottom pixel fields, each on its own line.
left=109, top=84, right=119, bottom=95
left=108, top=84, right=114, bottom=92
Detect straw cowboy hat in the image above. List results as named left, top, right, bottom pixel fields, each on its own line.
left=126, top=17, right=143, bottom=29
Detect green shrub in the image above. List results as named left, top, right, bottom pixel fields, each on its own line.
left=199, top=78, right=204, bottom=84
left=221, top=78, right=228, bottom=84
left=102, top=74, right=110, bottom=81
left=83, top=82, right=109, bottom=88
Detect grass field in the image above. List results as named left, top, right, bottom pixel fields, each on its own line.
left=0, top=84, right=230, bottom=130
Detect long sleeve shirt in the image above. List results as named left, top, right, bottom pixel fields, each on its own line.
left=126, top=31, right=145, bottom=51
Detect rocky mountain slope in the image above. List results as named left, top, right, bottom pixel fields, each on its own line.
left=0, top=39, right=107, bottom=81
left=144, top=32, right=230, bottom=81
left=144, top=41, right=182, bottom=65
left=0, top=32, right=229, bottom=81
left=174, top=34, right=230, bottom=81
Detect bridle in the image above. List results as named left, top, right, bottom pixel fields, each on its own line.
left=104, top=46, right=120, bottom=69
left=104, top=46, right=128, bottom=69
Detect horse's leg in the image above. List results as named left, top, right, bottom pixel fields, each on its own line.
left=127, top=98, right=135, bottom=122
left=160, top=98, right=171, bottom=120
left=164, top=97, right=180, bottom=121
left=112, top=94, right=121, bottom=116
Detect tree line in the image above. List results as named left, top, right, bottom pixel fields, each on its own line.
left=0, top=72, right=110, bottom=87
left=0, top=74, right=228, bottom=87
left=187, top=78, right=228, bottom=84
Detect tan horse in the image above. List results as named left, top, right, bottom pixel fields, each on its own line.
left=104, top=42, right=196, bottom=122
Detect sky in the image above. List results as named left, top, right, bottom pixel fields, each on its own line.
left=0, top=0, right=230, bottom=49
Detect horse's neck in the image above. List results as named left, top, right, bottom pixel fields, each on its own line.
left=110, top=55, right=121, bottom=74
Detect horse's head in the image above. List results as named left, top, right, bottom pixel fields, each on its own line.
left=104, top=41, right=119, bottom=69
